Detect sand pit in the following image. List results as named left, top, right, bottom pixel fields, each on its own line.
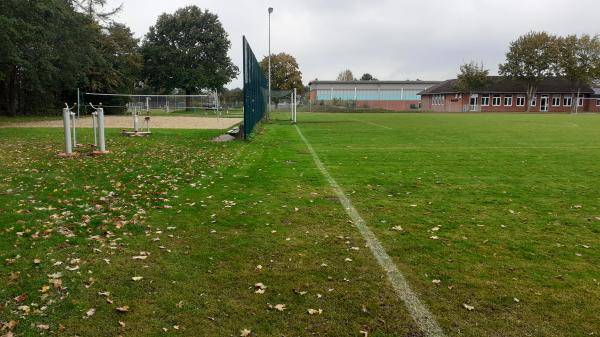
left=1, top=116, right=242, bottom=130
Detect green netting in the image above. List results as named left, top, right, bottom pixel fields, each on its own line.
left=243, top=36, right=268, bottom=139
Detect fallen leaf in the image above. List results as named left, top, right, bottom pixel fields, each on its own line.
left=85, top=308, right=96, bottom=318
left=307, top=308, right=323, bottom=315
left=463, top=303, right=475, bottom=311
left=132, top=276, right=143, bottom=281
left=116, top=306, right=129, bottom=313
left=240, top=328, right=251, bottom=336
left=36, top=324, right=50, bottom=330
left=273, top=304, right=286, bottom=312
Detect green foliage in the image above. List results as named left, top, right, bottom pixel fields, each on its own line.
left=0, top=0, right=142, bottom=116
left=499, top=31, right=559, bottom=111
left=337, top=69, right=355, bottom=81
left=556, top=34, right=600, bottom=110
left=360, top=73, right=377, bottom=81
left=142, top=6, right=238, bottom=94
left=259, top=53, right=304, bottom=93
left=73, top=0, right=122, bottom=22
left=455, top=62, right=490, bottom=93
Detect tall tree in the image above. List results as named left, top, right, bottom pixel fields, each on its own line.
left=74, top=0, right=122, bottom=22
left=455, top=62, right=490, bottom=95
left=0, top=0, right=108, bottom=115
left=499, top=31, right=559, bottom=111
left=557, top=34, right=600, bottom=112
left=360, top=73, right=377, bottom=81
left=259, top=53, right=303, bottom=92
left=337, top=69, right=355, bottom=81
left=142, top=6, right=238, bottom=109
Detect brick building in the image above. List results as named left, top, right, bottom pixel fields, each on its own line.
left=420, top=77, right=600, bottom=113
left=308, top=80, right=440, bottom=111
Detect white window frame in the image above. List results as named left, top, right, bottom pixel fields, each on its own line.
left=530, top=97, right=537, bottom=106
left=516, top=96, right=525, bottom=107
left=596, top=99, right=600, bottom=107
left=481, top=95, right=490, bottom=106
left=577, top=97, right=584, bottom=107
left=504, top=96, right=513, bottom=106
left=563, top=96, right=572, bottom=107
left=492, top=95, right=501, bottom=106
left=552, top=96, right=561, bottom=106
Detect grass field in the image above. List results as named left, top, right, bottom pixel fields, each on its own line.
left=1, top=112, right=599, bottom=336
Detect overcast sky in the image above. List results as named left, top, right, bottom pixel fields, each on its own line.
left=105, top=0, right=599, bottom=89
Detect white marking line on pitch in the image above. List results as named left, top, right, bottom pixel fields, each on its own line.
left=295, top=125, right=445, bottom=337
left=350, top=118, right=394, bottom=130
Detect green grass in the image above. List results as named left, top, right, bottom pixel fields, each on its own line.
left=1, top=112, right=600, bottom=336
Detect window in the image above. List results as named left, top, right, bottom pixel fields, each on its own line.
left=597, top=99, right=600, bottom=107
left=481, top=95, right=490, bottom=106
left=564, top=96, right=572, bottom=107
left=504, top=95, right=513, bottom=106
left=492, top=95, right=501, bottom=106
left=432, top=95, right=445, bottom=106
left=530, top=97, right=537, bottom=106
left=577, top=97, right=584, bottom=107
left=516, top=96, right=526, bottom=106
left=552, top=96, right=561, bottom=106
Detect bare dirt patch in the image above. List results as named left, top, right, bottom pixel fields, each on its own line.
left=1, top=116, right=242, bottom=130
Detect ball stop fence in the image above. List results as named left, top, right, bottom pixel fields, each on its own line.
left=243, top=36, right=268, bottom=139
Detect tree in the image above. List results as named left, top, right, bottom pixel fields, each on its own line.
left=0, top=0, right=109, bottom=115
left=142, top=6, right=238, bottom=109
left=74, top=0, right=122, bottom=22
left=557, top=34, right=600, bottom=112
left=259, top=53, right=303, bottom=93
left=360, top=73, right=377, bottom=81
left=455, top=62, right=490, bottom=95
left=499, top=31, right=560, bottom=112
left=337, top=69, right=355, bottom=81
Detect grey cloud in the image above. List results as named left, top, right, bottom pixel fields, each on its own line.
left=106, top=0, right=600, bottom=88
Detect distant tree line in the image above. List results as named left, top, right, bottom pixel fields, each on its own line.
left=0, top=1, right=239, bottom=116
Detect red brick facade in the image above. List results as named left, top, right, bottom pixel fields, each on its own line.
left=422, top=93, right=600, bottom=113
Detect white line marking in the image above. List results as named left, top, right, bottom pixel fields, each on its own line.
left=350, top=118, right=394, bottom=130
left=295, top=125, right=445, bottom=337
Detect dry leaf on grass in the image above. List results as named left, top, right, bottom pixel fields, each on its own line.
left=273, top=304, right=286, bottom=312
left=463, top=303, right=474, bottom=311
left=84, top=308, right=96, bottom=318
left=116, top=306, right=129, bottom=313
left=307, top=308, right=323, bottom=315
left=240, top=328, right=251, bottom=336
left=131, top=276, right=143, bottom=281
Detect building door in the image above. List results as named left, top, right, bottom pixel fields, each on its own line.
left=469, top=94, right=478, bottom=112
left=540, top=95, right=549, bottom=112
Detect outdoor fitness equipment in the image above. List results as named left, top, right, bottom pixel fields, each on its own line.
left=89, top=103, right=109, bottom=155
left=122, top=104, right=151, bottom=137
left=59, top=103, right=80, bottom=157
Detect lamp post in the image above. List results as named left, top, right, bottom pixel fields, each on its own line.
left=268, top=7, right=273, bottom=118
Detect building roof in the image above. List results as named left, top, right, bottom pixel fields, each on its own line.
left=309, top=80, right=442, bottom=86
left=593, top=88, right=600, bottom=97
left=419, top=77, right=595, bottom=95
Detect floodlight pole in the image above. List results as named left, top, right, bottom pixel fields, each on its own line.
left=268, top=7, right=273, bottom=119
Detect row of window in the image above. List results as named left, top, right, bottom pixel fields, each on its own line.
left=433, top=94, right=598, bottom=107
left=316, top=89, right=421, bottom=101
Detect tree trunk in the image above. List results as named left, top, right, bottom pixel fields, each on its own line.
left=185, top=88, right=192, bottom=112
left=7, top=66, right=18, bottom=116
left=526, top=84, right=534, bottom=113
left=574, top=88, right=581, bottom=114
